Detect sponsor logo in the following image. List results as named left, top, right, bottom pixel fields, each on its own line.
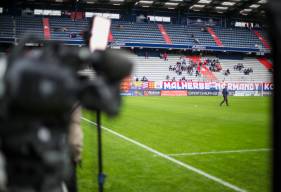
left=234, top=91, right=259, bottom=96
left=132, top=90, right=144, bottom=96
left=120, top=92, right=132, bottom=96
left=263, top=83, right=273, bottom=91
left=160, top=90, right=187, bottom=96
left=262, top=91, right=272, bottom=96
left=192, top=45, right=206, bottom=50
left=144, top=90, right=161, bottom=96
left=188, top=91, right=219, bottom=96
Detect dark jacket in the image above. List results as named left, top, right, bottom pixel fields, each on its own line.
left=222, top=87, right=228, bottom=96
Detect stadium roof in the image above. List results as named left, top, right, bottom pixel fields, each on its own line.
left=1, top=0, right=268, bottom=18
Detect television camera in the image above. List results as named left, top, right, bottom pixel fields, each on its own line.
left=0, top=32, right=133, bottom=191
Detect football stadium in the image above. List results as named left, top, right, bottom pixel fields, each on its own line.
left=0, top=0, right=276, bottom=192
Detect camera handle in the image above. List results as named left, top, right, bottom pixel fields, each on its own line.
left=96, top=110, right=106, bottom=192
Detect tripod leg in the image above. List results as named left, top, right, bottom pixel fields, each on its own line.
left=96, top=110, right=106, bottom=192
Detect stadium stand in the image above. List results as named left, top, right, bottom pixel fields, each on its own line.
left=48, top=17, right=88, bottom=42
left=253, top=29, right=271, bottom=50
left=129, top=53, right=271, bottom=82
left=0, top=15, right=270, bottom=52
left=15, top=16, right=44, bottom=40
left=212, top=26, right=264, bottom=49
left=164, top=24, right=217, bottom=47
left=0, top=16, right=14, bottom=42
left=111, top=21, right=166, bottom=45
left=215, top=57, right=272, bottom=82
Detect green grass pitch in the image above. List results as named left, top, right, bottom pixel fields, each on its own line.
left=78, top=96, right=272, bottom=192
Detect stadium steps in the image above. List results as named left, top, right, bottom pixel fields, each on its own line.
left=257, top=58, right=272, bottom=70
left=207, top=27, right=223, bottom=47
left=157, top=24, right=172, bottom=44
left=109, top=31, right=114, bottom=42
left=255, top=29, right=271, bottom=50
left=42, top=18, right=51, bottom=40
left=187, top=55, right=217, bottom=81
left=201, top=66, right=218, bottom=81
left=253, top=30, right=271, bottom=50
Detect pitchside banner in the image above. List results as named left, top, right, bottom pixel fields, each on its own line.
left=131, top=81, right=162, bottom=90
left=188, top=91, right=219, bottom=96
left=161, top=90, right=188, bottom=96
left=130, top=81, right=272, bottom=91
left=263, top=83, right=273, bottom=91
left=162, top=81, right=264, bottom=91
left=144, top=90, right=161, bottom=96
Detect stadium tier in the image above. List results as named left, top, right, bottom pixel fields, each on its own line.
left=49, top=17, right=88, bottom=43
left=112, top=21, right=166, bottom=45
left=163, top=24, right=216, bottom=47
left=130, top=54, right=272, bottom=82
left=0, top=15, right=14, bottom=42
left=212, top=26, right=266, bottom=49
left=0, top=15, right=271, bottom=53
left=15, top=16, right=44, bottom=40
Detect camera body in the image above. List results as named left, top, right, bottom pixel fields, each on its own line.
left=0, top=38, right=133, bottom=191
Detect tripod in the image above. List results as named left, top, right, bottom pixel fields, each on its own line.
left=96, top=110, right=106, bottom=192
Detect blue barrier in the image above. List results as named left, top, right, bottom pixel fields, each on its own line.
left=123, top=42, right=268, bottom=53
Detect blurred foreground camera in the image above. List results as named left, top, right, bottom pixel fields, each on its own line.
left=0, top=36, right=133, bottom=192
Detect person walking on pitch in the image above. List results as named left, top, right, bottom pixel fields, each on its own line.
left=220, top=85, right=229, bottom=106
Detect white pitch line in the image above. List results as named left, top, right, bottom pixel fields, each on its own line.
left=82, top=117, right=247, bottom=192
left=167, top=148, right=272, bottom=157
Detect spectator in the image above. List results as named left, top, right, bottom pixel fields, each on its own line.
left=53, top=27, right=60, bottom=32
left=166, top=75, right=170, bottom=81
left=181, top=76, right=186, bottom=81
left=79, top=31, right=84, bottom=37
left=163, top=52, right=168, bottom=61
left=62, top=27, right=68, bottom=32
left=196, top=70, right=200, bottom=77
left=234, top=63, right=244, bottom=71
left=194, top=38, right=200, bottom=44
left=243, top=68, right=253, bottom=75
left=145, top=51, right=148, bottom=59
left=226, top=68, right=230, bottom=75
left=141, top=76, right=148, bottom=82
left=182, top=57, right=187, bottom=65
left=53, top=27, right=68, bottom=32
left=169, top=65, right=173, bottom=71
left=118, top=24, right=124, bottom=31
left=224, top=68, right=230, bottom=76
left=69, top=33, right=77, bottom=38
